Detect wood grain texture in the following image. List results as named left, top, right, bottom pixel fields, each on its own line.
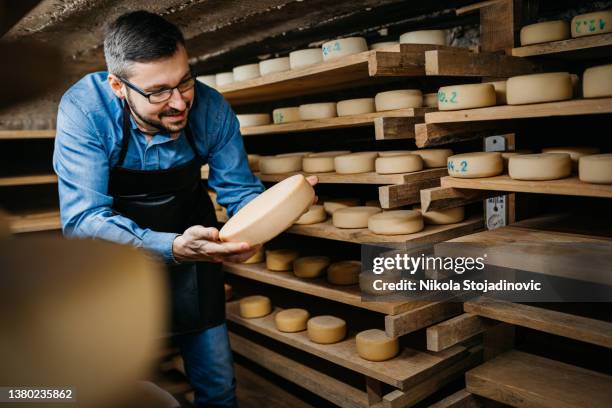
left=385, top=298, right=464, bottom=337
left=420, top=186, right=495, bottom=212
left=378, top=178, right=440, bottom=208
left=510, top=32, right=612, bottom=58
left=250, top=168, right=448, bottom=185
left=425, top=49, right=542, bottom=77
left=0, top=174, right=57, bottom=187
left=427, top=313, right=488, bottom=352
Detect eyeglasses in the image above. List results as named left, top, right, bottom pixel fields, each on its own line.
left=119, top=75, right=196, bottom=104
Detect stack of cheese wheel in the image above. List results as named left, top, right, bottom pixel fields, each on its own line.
left=415, top=205, right=465, bottom=225
left=259, top=155, right=302, bottom=174
left=506, top=72, right=572, bottom=105
left=289, top=48, right=323, bottom=69
left=266, top=249, right=300, bottom=271
left=322, top=37, right=368, bottom=60
left=336, top=98, right=375, bottom=116
left=307, top=315, right=347, bottom=344
left=293, top=256, right=331, bottom=278
left=487, top=80, right=507, bottom=105
left=370, top=41, right=398, bottom=50
left=239, top=295, right=271, bottom=318
left=247, top=154, right=261, bottom=172
left=542, top=147, right=600, bottom=169
left=520, top=20, right=570, bottom=45
left=571, top=11, right=612, bottom=38
left=375, top=89, right=423, bottom=111
left=359, top=269, right=402, bottom=295
left=219, top=174, right=314, bottom=245
left=368, top=210, right=424, bottom=235
left=294, top=205, right=327, bottom=224
left=447, top=152, right=503, bottom=178
left=399, top=29, right=447, bottom=45
left=243, top=246, right=265, bottom=264
left=423, top=93, right=438, bottom=108
left=237, top=113, right=271, bottom=127
left=327, top=261, right=361, bottom=285
left=375, top=153, right=423, bottom=174
left=579, top=154, right=612, bottom=184
left=299, top=102, right=337, bottom=120
left=356, top=329, right=399, bottom=361
left=233, top=63, right=260, bottom=82
left=197, top=75, right=216, bottom=88
left=508, top=153, right=572, bottom=181
left=333, top=206, right=381, bottom=228
left=437, top=83, right=496, bottom=110
left=323, top=198, right=360, bottom=215
left=272, top=107, right=301, bottom=124
left=413, top=149, right=453, bottom=168
left=215, top=72, right=234, bottom=87
left=275, top=308, right=310, bottom=332
left=583, top=64, right=612, bottom=98
left=335, top=152, right=378, bottom=174
left=259, top=57, right=290, bottom=76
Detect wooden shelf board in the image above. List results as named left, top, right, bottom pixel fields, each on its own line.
left=509, top=32, right=612, bottom=58
left=0, top=174, right=58, bottom=187
left=440, top=175, right=612, bottom=198
left=0, top=129, right=55, bottom=140
left=425, top=49, right=544, bottom=77
left=425, top=97, right=612, bottom=124
left=255, top=168, right=448, bottom=185
left=8, top=209, right=61, bottom=233
left=226, top=300, right=467, bottom=390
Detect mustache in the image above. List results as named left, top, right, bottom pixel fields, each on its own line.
left=159, top=102, right=191, bottom=117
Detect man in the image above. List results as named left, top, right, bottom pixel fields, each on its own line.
left=53, top=10, right=316, bottom=407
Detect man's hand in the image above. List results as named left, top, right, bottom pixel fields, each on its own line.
left=172, top=225, right=260, bottom=263
left=306, top=175, right=319, bottom=204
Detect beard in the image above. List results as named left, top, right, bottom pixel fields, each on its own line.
left=125, top=93, right=191, bottom=134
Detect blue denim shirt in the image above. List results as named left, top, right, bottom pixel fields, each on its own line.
left=53, top=72, right=264, bottom=263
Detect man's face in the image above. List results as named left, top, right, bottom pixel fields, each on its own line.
left=123, top=45, right=194, bottom=134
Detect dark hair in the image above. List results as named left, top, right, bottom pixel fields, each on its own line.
left=103, top=10, right=185, bottom=77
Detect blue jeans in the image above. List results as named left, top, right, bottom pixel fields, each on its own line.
left=176, top=323, right=237, bottom=407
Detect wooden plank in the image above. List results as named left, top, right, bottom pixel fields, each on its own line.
left=510, top=32, right=612, bottom=58
left=464, top=297, right=612, bottom=349
left=0, top=129, right=55, bottom=139
left=0, top=174, right=58, bottom=187
left=366, top=377, right=383, bottom=406
left=8, top=209, right=61, bottom=233
left=226, top=301, right=467, bottom=390
left=425, top=97, right=612, bottom=123
left=414, top=122, right=513, bottom=148
left=427, top=313, right=488, bottom=352
left=378, top=178, right=440, bottom=209
left=466, top=350, right=612, bottom=408
left=385, top=299, right=464, bottom=338
left=478, top=0, right=522, bottom=53
left=440, top=175, right=612, bottom=198
left=374, top=116, right=423, bottom=140
left=229, top=332, right=369, bottom=408
left=420, top=186, right=495, bottom=212
left=428, top=389, right=485, bottom=408
left=425, top=49, right=543, bottom=77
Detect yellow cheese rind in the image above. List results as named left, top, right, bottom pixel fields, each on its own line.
left=579, top=154, right=612, bottom=184
left=239, top=295, right=271, bottom=318
left=259, top=57, right=291, bottom=76
left=488, top=80, right=507, bottom=105
left=508, top=153, right=572, bottom=181
left=333, top=206, right=382, bottom=228
left=259, top=156, right=302, bottom=174
left=375, top=154, right=423, bottom=174
left=299, top=102, right=337, bottom=120
left=322, top=37, right=368, bottom=60
left=423, top=93, right=438, bottom=108
left=266, top=249, right=300, bottom=271
left=289, top=48, right=323, bottom=69
left=571, top=11, right=612, bottom=38
left=370, top=41, right=398, bottom=50
left=541, top=146, right=600, bottom=162
left=272, top=107, right=301, bottom=124
left=293, top=256, right=331, bottom=278
left=215, top=72, right=234, bottom=87
left=438, top=84, right=496, bottom=111
left=336, top=98, right=375, bottom=116
left=400, top=29, right=447, bottom=45
left=274, top=308, right=310, bottom=332
left=583, top=64, right=612, bottom=98
left=413, top=149, right=454, bottom=168
left=418, top=206, right=465, bottom=225
left=367, top=210, right=424, bottom=235
left=520, top=20, right=570, bottom=45
left=375, top=90, right=423, bottom=111
left=307, top=315, right=347, bottom=344
left=356, top=329, right=400, bottom=361
left=294, top=205, right=327, bottom=225
left=233, top=63, right=260, bottom=81
left=327, top=261, right=361, bottom=285
left=334, top=152, right=377, bottom=174
left=303, top=156, right=335, bottom=173
left=506, top=72, right=573, bottom=105
left=323, top=198, right=360, bottom=215
left=447, top=152, right=503, bottom=178
left=237, top=113, right=271, bottom=127
left=242, top=247, right=265, bottom=264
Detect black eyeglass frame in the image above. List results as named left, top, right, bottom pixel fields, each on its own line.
left=119, top=75, right=196, bottom=104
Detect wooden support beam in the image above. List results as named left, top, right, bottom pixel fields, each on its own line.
left=366, top=377, right=383, bottom=406
left=427, top=313, right=489, bottom=352
left=379, top=179, right=440, bottom=209
left=428, top=389, right=486, bottom=408
left=374, top=116, right=423, bottom=140
left=414, top=122, right=514, bottom=148
left=385, top=299, right=463, bottom=338
left=420, top=186, right=496, bottom=212
left=425, top=49, right=543, bottom=77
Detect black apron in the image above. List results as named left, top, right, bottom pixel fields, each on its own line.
left=108, top=102, right=225, bottom=335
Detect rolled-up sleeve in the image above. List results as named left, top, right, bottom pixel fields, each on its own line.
left=53, top=96, right=178, bottom=263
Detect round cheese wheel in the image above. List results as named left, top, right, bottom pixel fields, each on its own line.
left=247, top=154, right=261, bottom=172
left=277, top=151, right=312, bottom=158
left=520, top=20, right=570, bottom=45
left=294, top=205, right=327, bottom=224
left=215, top=72, right=234, bottom=87
left=448, top=152, right=503, bottom=178
left=370, top=41, right=398, bottom=50
left=334, top=152, right=377, bottom=174
left=307, top=316, right=347, bottom=344
left=579, top=154, right=612, bottom=184
left=299, top=102, right=337, bottom=120
left=506, top=72, right=572, bottom=105
left=571, top=11, right=612, bottom=38
left=293, top=256, right=331, bottom=278
left=500, top=150, right=532, bottom=170
left=400, top=29, right=447, bottom=45
left=367, top=210, right=424, bottom=235
left=541, top=147, right=600, bottom=162
left=219, top=174, right=314, bottom=245
left=375, top=154, right=423, bottom=174
left=508, top=153, right=572, bottom=181
left=196, top=75, right=216, bottom=88
left=333, top=206, right=382, bottom=228
left=273, top=107, right=301, bottom=124
left=224, top=283, right=232, bottom=301
left=233, top=63, right=261, bottom=82
left=356, top=329, right=399, bottom=361
left=259, top=156, right=302, bottom=174
left=266, top=249, right=300, bottom=271
left=237, top=113, right=271, bottom=127
left=323, top=198, right=360, bottom=215
left=336, top=98, right=375, bottom=116
left=327, top=261, right=361, bottom=285
left=418, top=206, right=465, bottom=225
left=378, top=150, right=414, bottom=157
left=423, top=93, right=438, bottom=108
left=375, top=90, right=423, bottom=111
left=275, top=308, right=310, bottom=332
left=307, top=150, right=351, bottom=157
left=289, top=48, right=323, bottom=69
left=583, top=64, right=612, bottom=98
left=488, top=80, right=507, bottom=105
left=243, top=246, right=265, bottom=264
left=413, top=149, right=453, bottom=168
left=259, top=57, right=291, bottom=76
left=322, top=37, right=368, bottom=60
left=239, top=295, right=271, bottom=318
left=303, top=156, right=335, bottom=173
left=438, top=83, right=496, bottom=110
left=359, top=270, right=402, bottom=295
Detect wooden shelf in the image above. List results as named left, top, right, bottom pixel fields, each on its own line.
left=0, top=129, right=55, bottom=140
left=424, top=97, right=612, bottom=124
left=466, top=350, right=612, bottom=408
left=509, top=32, right=612, bottom=58
left=240, top=108, right=432, bottom=141
left=217, top=44, right=455, bottom=105
left=257, top=168, right=447, bottom=185
left=226, top=300, right=467, bottom=390
left=0, top=174, right=58, bottom=187
left=440, top=175, right=612, bottom=198
left=425, top=49, right=544, bottom=77
left=8, top=209, right=61, bottom=233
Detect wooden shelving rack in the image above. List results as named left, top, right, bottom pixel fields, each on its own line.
left=509, top=32, right=612, bottom=58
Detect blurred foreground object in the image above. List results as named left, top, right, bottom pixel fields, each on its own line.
left=0, top=209, right=10, bottom=238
